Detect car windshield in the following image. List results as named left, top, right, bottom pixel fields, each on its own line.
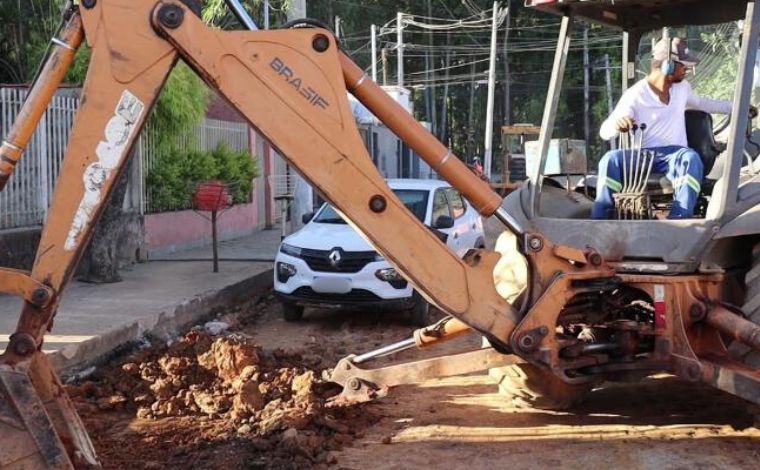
left=313, top=189, right=430, bottom=224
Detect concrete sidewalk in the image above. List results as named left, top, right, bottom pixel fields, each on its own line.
left=0, top=228, right=282, bottom=374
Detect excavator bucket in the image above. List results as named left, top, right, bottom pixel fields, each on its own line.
left=0, top=353, right=98, bottom=469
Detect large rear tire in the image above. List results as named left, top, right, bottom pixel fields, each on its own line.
left=482, top=339, right=591, bottom=410
left=729, top=242, right=760, bottom=367
left=488, top=362, right=593, bottom=410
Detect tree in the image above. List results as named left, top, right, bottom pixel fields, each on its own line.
left=0, top=0, right=89, bottom=84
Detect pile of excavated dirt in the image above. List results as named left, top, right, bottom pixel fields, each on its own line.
left=67, top=326, right=378, bottom=468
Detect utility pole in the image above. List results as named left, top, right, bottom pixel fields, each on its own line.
left=427, top=0, right=437, bottom=138
left=483, top=2, right=500, bottom=178
left=425, top=45, right=433, bottom=133
left=503, top=1, right=511, bottom=125
left=264, top=0, right=270, bottom=29
left=604, top=54, right=614, bottom=116
left=335, top=16, right=341, bottom=39
left=583, top=25, right=590, bottom=159
left=604, top=54, right=616, bottom=150
left=440, top=35, right=452, bottom=143
left=397, top=12, right=404, bottom=87
left=371, top=24, right=378, bottom=82
left=468, top=60, right=477, bottom=157
left=382, top=48, right=388, bottom=85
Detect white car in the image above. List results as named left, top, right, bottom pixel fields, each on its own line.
left=274, top=179, right=486, bottom=325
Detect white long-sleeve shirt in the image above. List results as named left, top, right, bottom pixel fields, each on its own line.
left=599, top=79, right=732, bottom=148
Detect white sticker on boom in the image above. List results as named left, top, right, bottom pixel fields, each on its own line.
left=654, top=284, right=665, bottom=302
left=64, top=90, right=145, bottom=251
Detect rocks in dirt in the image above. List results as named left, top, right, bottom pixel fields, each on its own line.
left=158, top=356, right=191, bottom=377
left=197, top=333, right=260, bottom=382
left=149, top=378, right=175, bottom=401
left=68, top=329, right=345, bottom=430
left=69, top=324, right=380, bottom=468
left=193, top=391, right=228, bottom=415
left=231, top=380, right=265, bottom=419
left=66, top=297, right=393, bottom=470
left=292, top=370, right=316, bottom=401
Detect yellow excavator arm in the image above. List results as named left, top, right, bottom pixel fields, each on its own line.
left=0, top=1, right=524, bottom=466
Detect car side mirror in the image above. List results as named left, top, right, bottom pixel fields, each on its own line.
left=433, top=215, right=454, bottom=229
left=302, top=212, right=314, bottom=224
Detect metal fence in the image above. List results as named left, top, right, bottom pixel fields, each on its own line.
left=0, top=88, right=78, bottom=230
left=138, top=117, right=250, bottom=214
left=0, top=84, right=251, bottom=228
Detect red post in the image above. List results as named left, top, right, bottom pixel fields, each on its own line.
left=194, top=181, right=232, bottom=273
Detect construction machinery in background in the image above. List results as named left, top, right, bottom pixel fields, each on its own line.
left=2, top=0, right=760, bottom=468
left=501, top=124, right=539, bottom=183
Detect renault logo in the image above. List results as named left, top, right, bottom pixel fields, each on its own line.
left=328, top=249, right=342, bottom=267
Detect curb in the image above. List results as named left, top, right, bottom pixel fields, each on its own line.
left=53, top=269, right=273, bottom=376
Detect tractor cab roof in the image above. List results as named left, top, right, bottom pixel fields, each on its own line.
left=526, top=0, right=749, bottom=31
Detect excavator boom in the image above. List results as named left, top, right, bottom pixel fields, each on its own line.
left=0, top=1, right=522, bottom=466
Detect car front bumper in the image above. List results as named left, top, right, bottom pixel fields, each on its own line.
left=273, top=252, right=414, bottom=309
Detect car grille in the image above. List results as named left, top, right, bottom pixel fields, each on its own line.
left=299, top=248, right=377, bottom=273
left=291, top=287, right=382, bottom=302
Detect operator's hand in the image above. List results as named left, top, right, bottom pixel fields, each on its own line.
left=750, top=105, right=758, bottom=120
left=615, top=116, right=637, bottom=133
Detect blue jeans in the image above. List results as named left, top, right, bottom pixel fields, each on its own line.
left=592, top=146, right=704, bottom=219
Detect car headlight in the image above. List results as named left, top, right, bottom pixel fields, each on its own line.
left=276, top=262, right=297, bottom=282
left=375, top=268, right=404, bottom=282
left=279, top=243, right=302, bottom=257
left=375, top=267, right=408, bottom=289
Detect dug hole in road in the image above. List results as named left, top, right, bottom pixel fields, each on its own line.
left=67, top=294, right=760, bottom=469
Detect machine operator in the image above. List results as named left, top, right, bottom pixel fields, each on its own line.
left=592, top=37, right=747, bottom=219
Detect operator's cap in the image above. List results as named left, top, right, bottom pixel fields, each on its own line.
left=652, top=37, right=699, bottom=66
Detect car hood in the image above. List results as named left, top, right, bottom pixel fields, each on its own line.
left=283, top=222, right=376, bottom=252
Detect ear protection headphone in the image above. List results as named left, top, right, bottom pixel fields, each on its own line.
left=660, top=36, right=675, bottom=76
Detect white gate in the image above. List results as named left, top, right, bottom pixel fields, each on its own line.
left=0, top=88, right=78, bottom=230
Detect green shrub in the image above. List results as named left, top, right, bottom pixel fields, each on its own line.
left=146, top=143, right=259, bottom=211
left=210, top=143, right=258, bottom=204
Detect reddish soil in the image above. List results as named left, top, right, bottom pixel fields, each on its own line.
left=71, top=294, right=760, bottom=469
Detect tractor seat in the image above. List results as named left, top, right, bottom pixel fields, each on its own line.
left=641, top=110, right=723, bottom=194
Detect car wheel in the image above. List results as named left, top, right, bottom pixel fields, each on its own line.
left=409, top=291, right=431, bottom=326
left=282, top=302, right=304, bottom=322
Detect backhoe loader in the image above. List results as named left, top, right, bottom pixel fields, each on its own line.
left=2, top=0, right=760, bottom=467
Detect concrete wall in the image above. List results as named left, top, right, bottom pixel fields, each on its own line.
left=0, top=227, right=41, bottom=270
left=145, top=202, right=259, bottom=257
